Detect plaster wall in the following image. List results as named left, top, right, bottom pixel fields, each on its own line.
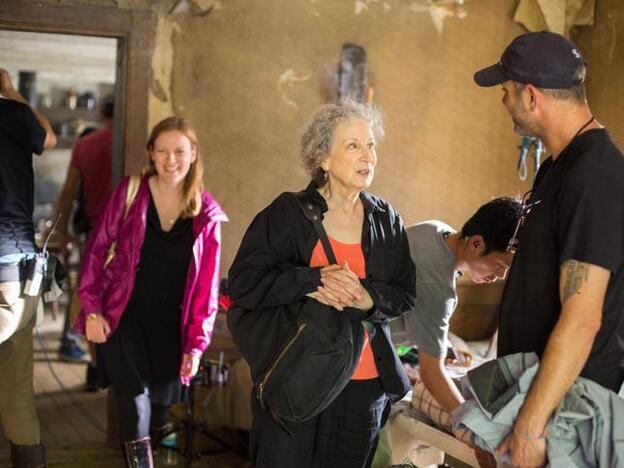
left=162, top=0, right=534, bottom=270
left=576, top=0, right=624, bottom=149
left=21, top=0, right=624, bottom=273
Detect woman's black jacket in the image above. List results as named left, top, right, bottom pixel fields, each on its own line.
left=228, top=182, right=416, bottom=401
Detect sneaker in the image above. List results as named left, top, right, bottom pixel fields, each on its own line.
left=58, top=341, right=87, bottom=362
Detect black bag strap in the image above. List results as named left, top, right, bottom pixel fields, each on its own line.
left=292, top=192, right=337, bottom=265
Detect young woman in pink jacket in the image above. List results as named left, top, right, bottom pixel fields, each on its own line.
left=74, top=116, right=227, bottom=467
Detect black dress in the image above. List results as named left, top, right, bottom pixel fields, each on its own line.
left=98, top=190, right=194, bottom=406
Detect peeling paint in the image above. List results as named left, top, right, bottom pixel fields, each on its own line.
left=169, top=0, right=192, bottom=14
left=150, top=78, right=168, bottom=102
left=277, top=69, right=311, bottom=110
left=355, top=1, right=368, bottom=15
left=429, top=5, right=455, bottom=34
left=608, top=10, right=618, bottom=62
left=196, top=0, right=221, bottom=13
left=168, top=0, right=217, bottom=15
left=409, top=2, right=429, bottom=14
left=409, top=1, right=467, bottom=35
left=148, top=17, right=177, bottom=125
left=193, top=0, right=213, bottom=10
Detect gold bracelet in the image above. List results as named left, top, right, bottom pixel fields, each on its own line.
left=86, top=313, right=100, bottom=322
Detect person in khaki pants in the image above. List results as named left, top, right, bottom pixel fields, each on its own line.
left=0, top=288, right=41, bottom=455
left=0, top=69, right=57, bottom=467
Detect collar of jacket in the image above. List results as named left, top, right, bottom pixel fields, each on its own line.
left=303, top=180, right=386, bottom=215
left=197, top=190, right=228, bottom=224
left=136, top=177, right=228, bottom=232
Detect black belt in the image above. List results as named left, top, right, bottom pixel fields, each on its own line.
left=0, top=261, right=28, bottom=283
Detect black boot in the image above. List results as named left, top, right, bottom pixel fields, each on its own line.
left=10, top=442, right=46, bottom=468
left=123, top=436, right=154, bottom=468
left=85, top=363, right=100, bottom=392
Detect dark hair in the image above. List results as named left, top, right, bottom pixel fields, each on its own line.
left=514, top=63, right=587, bottom=103
left=460, top=197, right=522, bottom=254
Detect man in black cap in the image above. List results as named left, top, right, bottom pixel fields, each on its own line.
left=474, top=31, right=624, bottom=466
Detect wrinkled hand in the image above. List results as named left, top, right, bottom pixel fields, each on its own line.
left=307, top=262, right=373, bottom=311
left=497, top=428, right=547, bottom=467
left=179, top=353, right=200, bottom=385
left=85, top=313, right=111, bottom=344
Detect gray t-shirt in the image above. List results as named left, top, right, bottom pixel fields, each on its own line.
left=400, top=221, right=458, bottom=358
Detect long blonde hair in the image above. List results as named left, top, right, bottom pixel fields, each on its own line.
left=143, top=116, right=204, bottom=218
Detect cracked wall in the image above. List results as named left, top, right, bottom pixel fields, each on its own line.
left=576, top=0, right=624, bottom=149
left=20, top=0, right=624, bottom=272
left=165, top=0, right=533, bottom=271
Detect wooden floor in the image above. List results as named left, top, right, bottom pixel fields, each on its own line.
left=0, top=306, right=250, bottom=467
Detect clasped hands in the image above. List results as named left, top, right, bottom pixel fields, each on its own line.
left=307, top=262, right=373, bottom=311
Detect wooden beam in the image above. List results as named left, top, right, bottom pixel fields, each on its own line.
left=0, top=1, right=156, bottom=180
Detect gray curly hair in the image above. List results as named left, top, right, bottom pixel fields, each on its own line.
left=300, top=100, right=384, bottom=186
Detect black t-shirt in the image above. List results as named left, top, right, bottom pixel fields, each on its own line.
left=0, top=98, right=46, bottom=257
left=498, top=129, right=624, bottom=392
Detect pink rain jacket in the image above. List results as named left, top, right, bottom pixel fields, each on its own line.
left=74, top=176, right=228, bottom=358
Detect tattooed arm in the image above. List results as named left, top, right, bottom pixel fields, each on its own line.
left=497, top=260, right=610, bottom=467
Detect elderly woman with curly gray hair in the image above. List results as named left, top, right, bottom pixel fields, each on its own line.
left=228, top=100, right=416, bottom=468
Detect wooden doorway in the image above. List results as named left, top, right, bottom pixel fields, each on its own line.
left=0, top=1, right=156, bottom=180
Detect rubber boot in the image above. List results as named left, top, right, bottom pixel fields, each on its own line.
left=123, top=436, right=154, bottom=468
left=10, top=442, right=46, bottom=468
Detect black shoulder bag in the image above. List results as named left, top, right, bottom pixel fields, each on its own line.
left=228, top=193, right=364, bottom=423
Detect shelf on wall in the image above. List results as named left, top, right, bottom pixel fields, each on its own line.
left=39, top=107, right=100, bottom=122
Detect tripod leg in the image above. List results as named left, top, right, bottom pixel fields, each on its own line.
left=184, top=384, right=194, bottom=468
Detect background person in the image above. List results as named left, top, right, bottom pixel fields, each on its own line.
left=51, top=98, right=113, bottom=389
left=228, top=100, right=415, bottom=468
left=0, top=68, right=57, bottom=467
left=74, top=116, right=227, bottom=466
left=398, top=197, right=521, bottom=414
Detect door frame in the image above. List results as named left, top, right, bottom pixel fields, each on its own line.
left=0, top=1, right=156, bottom=180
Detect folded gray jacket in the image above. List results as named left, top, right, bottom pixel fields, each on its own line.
left=452, top=352, right=624, bottom=467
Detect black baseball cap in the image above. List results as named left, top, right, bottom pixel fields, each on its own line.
left=474, top=31, right=586, bottom=88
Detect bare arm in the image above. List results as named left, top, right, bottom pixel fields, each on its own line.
left=52, top=166, right=81, bottom=239
left=498, top=259, right=609, bottom=466
left=419, top=350, right=464, bottom=413
left=0, top=69, right=57, bottom=149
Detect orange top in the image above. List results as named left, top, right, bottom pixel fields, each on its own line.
left=309, top=237, right=379, bottom=380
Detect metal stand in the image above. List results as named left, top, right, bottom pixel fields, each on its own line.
left=157, top=361, right=243, bottom=467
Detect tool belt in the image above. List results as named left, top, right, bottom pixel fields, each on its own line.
left=0, top=255, right=64, bottom=301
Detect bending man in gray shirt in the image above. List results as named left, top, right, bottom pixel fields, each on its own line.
left=399, top=197, right=521, bottom=413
